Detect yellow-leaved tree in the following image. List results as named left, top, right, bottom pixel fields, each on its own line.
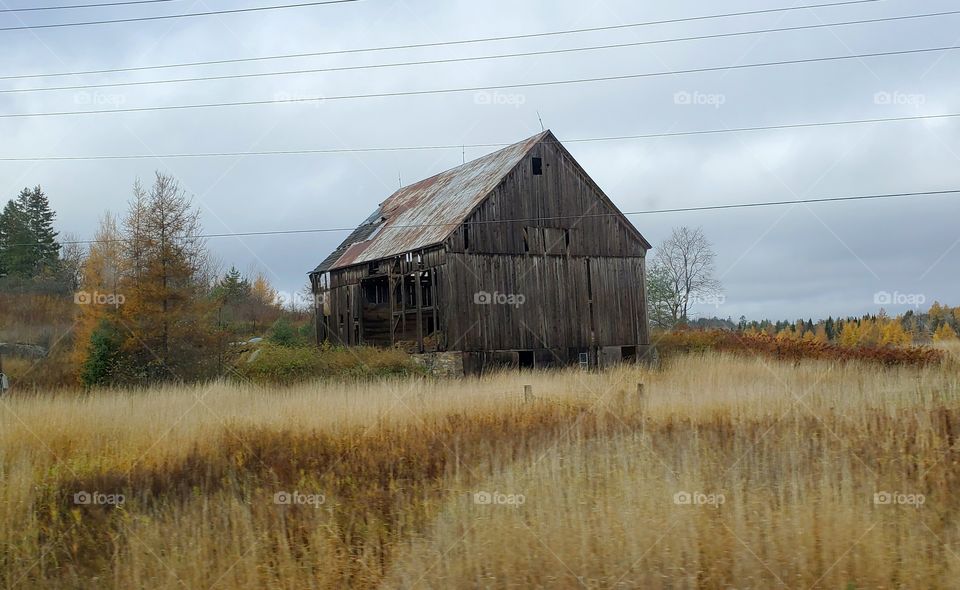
left=118, top=173, right=214, bottom=382
left=933, top=323, right=958, bottom=342
left=73, top=214, right=124, bottom=382
left=838, top=321, right=860, bottom=347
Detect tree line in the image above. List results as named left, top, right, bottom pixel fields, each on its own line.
left=0, top=173, right=307, bottom=388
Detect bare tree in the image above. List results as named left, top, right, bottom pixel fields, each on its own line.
left=648, top=226, right=722, bottom=327
left=58, top=232, right=86, bottom=291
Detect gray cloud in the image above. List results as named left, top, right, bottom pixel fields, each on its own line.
left=1, top=0, right=958, bottom=320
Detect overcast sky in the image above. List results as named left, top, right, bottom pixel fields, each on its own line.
left=2, top=0, right=958, bottom=321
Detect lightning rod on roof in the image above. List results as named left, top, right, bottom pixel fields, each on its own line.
left=537, top=111, right=545, bottom=132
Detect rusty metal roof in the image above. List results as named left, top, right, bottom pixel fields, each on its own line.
left=314, top=130, right=549, bottom=273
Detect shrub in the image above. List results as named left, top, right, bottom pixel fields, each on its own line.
left=267, top=317, right=304, bottom=347
left=79, top=320, right=123, bottom=387
left=656, top=328, right=944, bottom=366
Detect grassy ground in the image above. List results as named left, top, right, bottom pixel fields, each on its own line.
left=1, top=353, right=958, bottom=588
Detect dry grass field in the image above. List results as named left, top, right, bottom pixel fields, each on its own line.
left=2, top=351, right=959, bottom=588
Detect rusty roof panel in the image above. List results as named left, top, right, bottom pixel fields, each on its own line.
left=315, top=130, right=548, bottom=272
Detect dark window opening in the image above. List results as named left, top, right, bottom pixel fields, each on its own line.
left=463, top=223, right=470, bottom=251
left=420, top=271, right=433, bottom=307
left=622, top=346, right=637, bottom=362
left=523, top=227, right=530, bottom=253
left=564, top=229, right=570, bottom=249
left=532, top=157, right=543, bottom=175
left=585, top=259, right=593, bottom=301
left=518, top=350, right=535, bottom=369
left=362, top=277, right=392, bottom=305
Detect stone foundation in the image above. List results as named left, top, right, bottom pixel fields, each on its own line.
left=411, top=352, right=464, bottom=377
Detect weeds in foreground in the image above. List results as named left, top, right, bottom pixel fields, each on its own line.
left=1, top=355, right=958, bottom=588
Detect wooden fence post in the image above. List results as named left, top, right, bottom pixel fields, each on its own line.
left=523, top=385, right=533, bottom=404
left=637, top=383, right=646, bottom=412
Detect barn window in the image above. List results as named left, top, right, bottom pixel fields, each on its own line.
left=532, top=157, right=543, bottom=175
left=463, top=222, right=470, bottom=251
left=518, top=350, right=535, bottom=369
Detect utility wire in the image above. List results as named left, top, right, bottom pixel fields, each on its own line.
left=11, top=189, right=959, bottom=247
left=2, top=44, right=957, bottom=119
left=0, top=0, right=881, bottom=78
left=3, top=112, right=959, bottom=162
left=0, top=0, right=359, bottom=32
left=0, top=0, right=179, bottom=13
left=5, top=8, right=955, bottom=96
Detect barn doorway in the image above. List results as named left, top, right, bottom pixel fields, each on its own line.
left=518, top=350, right=535, bottom=369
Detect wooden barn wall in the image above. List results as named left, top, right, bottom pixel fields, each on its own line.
left=443, top=252, right=648, bottom=353
left=446, top=139, right=647, bottom=258
left=322, top=246, right=447, bottom=347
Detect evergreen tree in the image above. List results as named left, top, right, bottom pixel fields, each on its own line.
left=80, top=320, right=123, bottom=387
left=824, top=317, right=836, bottom=340
left=18, top=186, right=60, bottom=275
left=213, top=266, right=251, bottom=304
left=0, top=199, right=32, bottom=277
left=0, top=187, right=60, bottom=279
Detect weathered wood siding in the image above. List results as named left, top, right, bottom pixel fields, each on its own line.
left=324, top=247, right=447, bottom=348
left=446, top=138, right=647, bottom=257
left=441, top=136, right=650, bottom=353
left=442, top=253, right=648, bottom=353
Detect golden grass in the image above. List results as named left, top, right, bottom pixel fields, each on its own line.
left=1, top=354, right=958, bottom=588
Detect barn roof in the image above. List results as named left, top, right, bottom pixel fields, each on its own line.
left=313, top=130, right=550, bottom=273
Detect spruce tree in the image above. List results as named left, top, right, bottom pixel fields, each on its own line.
left=0, top=199, right=32, bottom=278
left=18, top=186, right=60, bottom=276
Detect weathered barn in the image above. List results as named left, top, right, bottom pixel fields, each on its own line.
left=309, top=130, right=652, bottom=374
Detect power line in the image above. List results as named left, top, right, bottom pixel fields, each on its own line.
left=15, top=189, right=959, bottom=247
left=0, top=0, right=881, bottom=79
left=2, top=44, right=957, bottom=119
left=0, top=0, right=180, bottom=13
left=3, top=112, right=959, bottom=162
left=0, top=0, right=360, bottom=32
left=6, top=9, right=957, bottom=96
